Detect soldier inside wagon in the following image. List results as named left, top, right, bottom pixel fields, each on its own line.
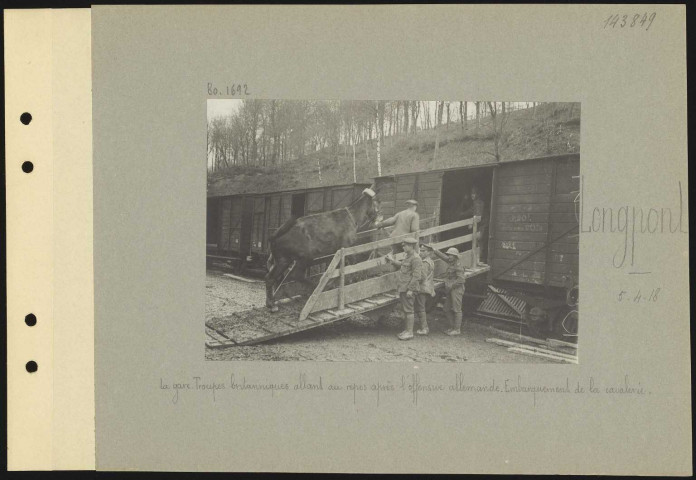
left=374, top=199, right=420, bottom=255
left=460, top=185, right=489, bottom=263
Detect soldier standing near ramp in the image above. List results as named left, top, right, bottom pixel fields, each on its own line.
left=414, top=243, right=436, bottom=335
left=385, top=237, right=422, bottom=341
left=423, top=244, right=467, bottom=336
left=375, top=199, right=420, bottom=254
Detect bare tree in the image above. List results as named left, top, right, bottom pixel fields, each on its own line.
left=436, top=101, right=444, bottom=127
left=486, top=101, right=511, bottom=162
left=459, top=101, right=468, bottom=131
left=411, top=101, right=420, bottom=135
left=403, top=101, right=410, bottom=134
left=376, top=100, right=385, bottom=177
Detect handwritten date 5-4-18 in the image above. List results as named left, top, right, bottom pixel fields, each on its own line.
left=604, top=13, right=656, bottom=30
left=617, top=288, right=660, bottom=303
left=207, top=83, right=250, bottom=96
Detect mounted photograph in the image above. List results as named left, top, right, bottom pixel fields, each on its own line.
left=205, top=100, right=580, bottom=363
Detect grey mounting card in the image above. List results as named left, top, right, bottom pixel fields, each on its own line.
left=5, top=4, right=690, bottom=474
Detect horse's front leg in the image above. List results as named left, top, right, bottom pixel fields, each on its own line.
left=265, top=256, right=289, bottom=313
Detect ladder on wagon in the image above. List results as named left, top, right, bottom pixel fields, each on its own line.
left=205, top=216, right=490, bottom=347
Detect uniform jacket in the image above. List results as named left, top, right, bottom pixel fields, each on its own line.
left=396, top=252, right=423, bottom=293
left=381, top=209, right=420, bottom=238
left=443, top=256, right=467, bottom=290
left=419, top=257, right=436, bottom=296
left=462, top=198, right=488, bottom=226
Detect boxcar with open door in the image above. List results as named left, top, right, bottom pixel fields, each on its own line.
left=373, top=153, right=580, bottom=336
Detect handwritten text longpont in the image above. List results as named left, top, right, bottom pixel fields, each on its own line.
left=579, top=176, right=688, bottom=268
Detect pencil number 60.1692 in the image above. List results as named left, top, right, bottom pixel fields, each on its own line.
left=604, top=13, right=656, bottom=30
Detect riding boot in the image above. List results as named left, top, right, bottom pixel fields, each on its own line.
left=444, top=310, right=454, bottom=332
left=416, top=312, right=429, bottom=335
left=398, top=314, right=415, bottom=340
left=448, top=312, right=462, bottom=335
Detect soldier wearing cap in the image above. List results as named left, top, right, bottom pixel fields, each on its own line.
left=375, top=199, right=420, bottom=254
left=385, top=237, right=422, bottom=340
left=423, top=244, right=468, bottom=336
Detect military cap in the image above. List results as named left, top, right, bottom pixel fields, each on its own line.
left=446, top=247, right=460, bottom=256
left=402, top=237, right=418, bottom=245
left=405, top=199, right=418, bottom=205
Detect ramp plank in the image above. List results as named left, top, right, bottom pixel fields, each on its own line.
left=206, top=326, right=233, bottom=343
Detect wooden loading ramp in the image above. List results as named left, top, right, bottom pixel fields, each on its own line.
left=206, top=217, right=488, bottom=347
left=206, top=264, right=490, bottom=348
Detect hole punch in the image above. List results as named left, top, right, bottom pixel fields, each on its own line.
left=25, top=313, right=37, bottom=326
left=26, top=361, right=38, bottom=373
left=20, top=112, right=32, bottom=125
left=22, top=161, right=34, bottom=173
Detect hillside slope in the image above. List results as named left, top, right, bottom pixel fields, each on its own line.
left=208, top=102, right=580, bottom=197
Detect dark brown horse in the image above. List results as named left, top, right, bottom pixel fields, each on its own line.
left=265, top=187, right=380, bottom=312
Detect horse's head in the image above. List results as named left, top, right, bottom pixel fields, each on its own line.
left=362, top=186, right=381, bottom=224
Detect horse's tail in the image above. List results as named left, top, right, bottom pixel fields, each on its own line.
left=269, top=216, right=297, bottom=242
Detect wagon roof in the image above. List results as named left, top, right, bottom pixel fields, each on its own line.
left=207, top=179, right=371, bottom=198
left=372, top=152, right=580, bottom=179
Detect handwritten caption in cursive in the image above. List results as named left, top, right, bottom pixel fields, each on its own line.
left=159, top=373, right=649, bottom=407
left=604, top=13, right=656, bottom=30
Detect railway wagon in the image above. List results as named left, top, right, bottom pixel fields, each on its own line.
left=207, top=183, right=370, bottom=271
left=373, top=153, right=580, bottom=335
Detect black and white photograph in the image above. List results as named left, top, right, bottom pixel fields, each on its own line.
left=205, top=100, right=581, bottom=362
left=7, top=4, right=689, bottom=475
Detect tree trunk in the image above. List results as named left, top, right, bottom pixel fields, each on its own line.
left=376, top=134, right=382, bottom=177
left=403, top=101, right=409, bottom=134
left=411, top=102, right=419, bottom=135
left=365, top=129, right=370, bottom=162
left=377, top=101, right=385, bottom=177
left=352, top=141, right=357, bottom=183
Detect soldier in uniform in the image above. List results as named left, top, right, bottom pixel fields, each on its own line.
left=376, top=199, right=420, bottom=254
left=461, top=185, right=488, bottom=263
left=413, top=243, right=436, bottom=335
left=423, top=244, right=467, bottom=336
left=385, top=237, right=422, bottom=340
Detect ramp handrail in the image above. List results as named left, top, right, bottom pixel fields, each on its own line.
left=343, top=217, right=473, bottom=256
left=299, top=216, right=481, bottom=321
